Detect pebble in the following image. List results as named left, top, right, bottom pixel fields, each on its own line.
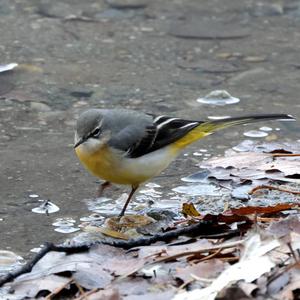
left=169, top=20, right=251, bottom=40
left=30, top=102, right=51, bottom=112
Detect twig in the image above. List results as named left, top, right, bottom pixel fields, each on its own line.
left=249, top=185, right=300, bottom=196
left=148, top=239, right=244, bottom=264
left=74, top=288, right=99, bottom=300
left=197, top=248, right=223, bottom=262
left=45, top=278, right=74, bottom=300
left=73, top=279, right=86, bottom=297
left=0, top=221, right=240, bottom=287
left=178, top=278, right=195, bottom=290
left=272, top=153, right=300, bottom=157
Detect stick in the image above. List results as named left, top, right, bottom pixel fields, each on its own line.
left=249, top=185, right=300, bottom=196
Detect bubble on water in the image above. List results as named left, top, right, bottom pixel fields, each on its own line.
left=275, top=128, right=281, bottom=131
left=32, top=200, right=60, bottom=214
left=29, top=194, right=39, bottom=198
left=197, top=90, right=240, bottom=106
left=54, top=227, right=80, bottom=234
left=80, top=213, right=103, bottom=222
left=0, top=250, right=24, bottom=275
left=52, top=218, right=76, bottom=227
left=173, top=183, right=221, bottom=196
left=199, top=149, right=208, bottom=152
left=259, top=126, right=272, bottom=132
left=243, top=130, right=268, bottom=138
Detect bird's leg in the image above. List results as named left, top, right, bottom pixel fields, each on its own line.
left=119, top=185, right=139, bottom=217
left=97, top=181, right=111, bottom=197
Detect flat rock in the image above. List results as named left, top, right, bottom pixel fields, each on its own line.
left=105, top=0, right=148, bottom=9
left=30, top=102, right=51, bottom=112
left=169, top=20, right=251, bottom=40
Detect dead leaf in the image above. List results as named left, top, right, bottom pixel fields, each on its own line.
left=182, top=203, right=201, bottom=217
left=84, top=225, right=130, bottom=240
left=86, top=288, right=120, bottom=300
left=175, top=259, right=227, bottom=283
left=174, top=232, right=280, bottom=300
left=225, top=203, right=299, bottom=216
left=268, top=215, right=300, bottom=238
left=105, top=215, right=155, bottom=231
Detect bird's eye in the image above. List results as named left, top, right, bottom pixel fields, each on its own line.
left=92, top=127, right=102, bottom=137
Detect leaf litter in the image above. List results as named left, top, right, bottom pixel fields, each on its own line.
left=0, top=141, right=300, bottom=299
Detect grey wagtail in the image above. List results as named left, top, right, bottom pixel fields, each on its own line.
left=74, top=109, right=294, bottom=216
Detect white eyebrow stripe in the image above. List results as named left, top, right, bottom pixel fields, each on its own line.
left=179, top=122, right=199, bottom=129
left=157, top=118, right=180, bottom=129
left=153, top=115, right=167, bottom=123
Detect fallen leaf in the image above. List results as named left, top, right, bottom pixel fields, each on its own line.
left=85, top=289, right=122, bottom=300
left=84, top=225, right=130, bottom=240
left=105, top=215, right=155, bottom=231
left=225, top=203, right=299, bottom=216
left=174, top=232, right=280, bottom=300
left=182, top=203, right=201, bottom=217
left=175, top=259, right=227, bottom=283
left=86, top=288, right=120, bottom=300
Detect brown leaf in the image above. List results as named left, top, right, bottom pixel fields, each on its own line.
left=225, top=203, right=299, bottom=216
left=203, top=213, right=251, bottom=224
left=84, top=225, right=130, bottom=240
left=104, top=215, right=155, bottom=231
left=175, top=259, right=227, bottom=283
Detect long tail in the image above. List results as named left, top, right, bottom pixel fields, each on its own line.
left=173, top=114, right=295, bottom=149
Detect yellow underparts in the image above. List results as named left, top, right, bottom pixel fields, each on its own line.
left=75, top=145, right=160, bottom=186
left=75, top=122, right=232, bottom=186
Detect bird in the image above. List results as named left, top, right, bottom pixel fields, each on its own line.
left=74, top=108, right=294, bottom=217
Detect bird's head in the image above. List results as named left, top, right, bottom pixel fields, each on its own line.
left=74, top=109, right=109, bottom=153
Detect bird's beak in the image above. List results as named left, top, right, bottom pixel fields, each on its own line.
left=74, top=137, right=85, bottom=149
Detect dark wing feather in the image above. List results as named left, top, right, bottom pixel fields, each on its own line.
left=127, top=115, right=201, bottom=158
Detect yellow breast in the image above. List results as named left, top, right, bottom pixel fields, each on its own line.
left=75, top=145, right=123, bottom=183
left=75, top=143, right=179, bottom=186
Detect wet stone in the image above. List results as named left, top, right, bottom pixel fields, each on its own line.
left=70, top=89, right=94, bottom=99
left=0, top=76, right=15, bottom=96
left=30, top=102, right=51, bottom=112
left=105, top=0, right=148, bottom=10
left=94, top=8, right=136, bottom=20
left=37, top=1, right=82, bottom=19
left=177, top=59, right=245, bottom=74
left=169, top=20, right=251, bottom=40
